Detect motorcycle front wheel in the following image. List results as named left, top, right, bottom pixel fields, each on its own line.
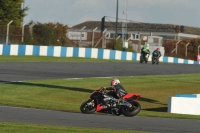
left=80, top=99, right=96, bottom=114
left=121, top=101, right=141, bottom=117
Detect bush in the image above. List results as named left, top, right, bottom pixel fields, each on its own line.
left=163, top=38, right=200, bottom=60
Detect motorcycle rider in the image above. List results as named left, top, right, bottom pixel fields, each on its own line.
left=152, top=48, right=162, bottom=63
left=103, top=78, right=127, bottom=99
left=141, top=44, right=150, bottom=61
left=152, top=47, right=162, bottom=57
left=97, top=78, right=128, bottom=112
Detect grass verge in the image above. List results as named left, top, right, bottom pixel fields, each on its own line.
left=0, top=55, right=199, bottom=132
left=0, top=74, right=200, bottom=120
left=0, top=122, right=149, bottom=133
left=0, top=55, right=133, bottom=62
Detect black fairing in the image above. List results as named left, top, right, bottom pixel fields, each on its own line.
left=90, top=91, right=104, bottom=104
left=106, top=91, right=118, bottom=99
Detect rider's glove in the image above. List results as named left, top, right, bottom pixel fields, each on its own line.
left=101, top=87, right=106, bottom=91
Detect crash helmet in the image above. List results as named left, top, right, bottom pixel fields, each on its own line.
left=111, top=78, right=120, bottom=86
left=157, top=48, right=160, bottom=51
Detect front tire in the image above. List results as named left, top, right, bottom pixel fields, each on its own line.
left=80, top=99, right=96, bottom=114
left=121, top=101, right=141, bottom=117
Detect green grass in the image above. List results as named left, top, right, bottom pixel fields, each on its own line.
left=0, top=74, right=200, bottom=120
left=0, top=55, right=133, bottom=62
left=0, top=122, right=149, bottom=133
left=0, top=55, right=200, bottom=132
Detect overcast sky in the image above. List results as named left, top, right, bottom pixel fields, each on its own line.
left=24, top=0, right=200, bottom=27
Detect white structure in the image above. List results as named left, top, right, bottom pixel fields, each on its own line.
left=168, top=94, right=200, bottom=115
left=145, top=36, right=165, bottom=56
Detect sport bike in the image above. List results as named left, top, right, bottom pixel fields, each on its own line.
left=152, top=52, right=160, bottom=65
left=152, top=55, right=159, bottom=65
left=80, top=88, right=141, bottom=117
left=140, top=53, right=149, bottom=63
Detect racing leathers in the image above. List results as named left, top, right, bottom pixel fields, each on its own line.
left=104, top=84, right=127, bottom=99
left=152, top=49, right=161, bottom=58
left=141, top=46, right=150, bottom=60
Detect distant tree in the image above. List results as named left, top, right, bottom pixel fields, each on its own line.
left=106, top=39, right=115, bottom=49
left=114, top=38, right=123, bottom=50
left=163, top=38, right=200, bottom=60
left=106, top=38, right=135, bottom=52
left=30, top=22, right=70, bottom=46
left=0, top=0, right=28, bottom=26
left=126, top=44, right=136, bottom=52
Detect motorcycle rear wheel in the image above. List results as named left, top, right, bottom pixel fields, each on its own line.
left=156, top=59, right=159, bottom=65
left=80, top=99, right=96, bottom=114
left=121, top=101, right=141, bottom=117
left=152, top=58, right=156, bottom=64
left=140, top=55, right=143, bottom=63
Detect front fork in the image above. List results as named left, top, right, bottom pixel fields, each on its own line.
left=87, top=99, right=95, bottom=106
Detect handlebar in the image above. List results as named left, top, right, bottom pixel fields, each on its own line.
left=99, top=87, right=105, bottom=93
left=94, top=88, right=105, bottom=93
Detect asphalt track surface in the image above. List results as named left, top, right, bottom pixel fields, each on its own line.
left=0, top=62, right=200, bottom=133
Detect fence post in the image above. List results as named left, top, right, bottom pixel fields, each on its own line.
left=102, top=29, right=107, bottom=48
left=29, top=23, right=35, bottom=41
left=21, top=23, right=27, bottom=43
left=79, top=26, right=86, bottom=46
left=176, top=40, right=181, bottom=54
left=92, top=27, right=98, bottom=47
left=185, top=43, right=190, bottom=57
left=6, top=20, right=13, bottom=44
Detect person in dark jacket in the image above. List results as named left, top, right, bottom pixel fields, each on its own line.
left=96, top=78, right=127, bottom=112
left=102, top=78, right=127, bottom=99
left=152, top=48, right=162, bottom=64
left=152, top=48, right=162, bottom=58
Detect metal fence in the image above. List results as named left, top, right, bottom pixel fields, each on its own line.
left=0, top=25, right=31, bottom=44
left=0, top=24, right=68, bottom=46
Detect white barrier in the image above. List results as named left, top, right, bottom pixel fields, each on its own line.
left=0, top=44, right=200, bottom=64
left=168, top=94, right=200, bottom=115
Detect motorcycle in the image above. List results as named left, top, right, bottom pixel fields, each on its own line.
left=80, top=88, right=141, bottom=117
left=152, top=53, right=160, bottom=65
left=152, top=56, right=159, bottom=65
left=140, top=53, right=149, bottom=63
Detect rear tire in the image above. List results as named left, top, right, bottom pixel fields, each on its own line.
left=152, top=58, right=155, bottom=65
left=156, top=59, right=159, bottom=65
left=145, top=56, right=148, bottom=63
left=145, top=59, right=148, bottom=64
left=121, top=101, right=141, bottom=117
left=140, top=55, right=143, bottom=63
left=80, top=99, right=96, bottom=114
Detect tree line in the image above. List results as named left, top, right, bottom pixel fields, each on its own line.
left=0, top=0, right=199, bottom=60
left=163, top=38, right=200, bottom=61
left=0, top=0, right=71, bottom=46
